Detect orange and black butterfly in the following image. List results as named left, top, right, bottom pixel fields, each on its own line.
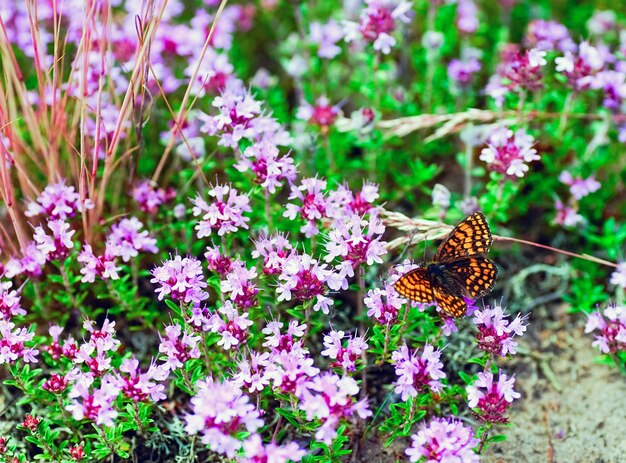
left=393, top=212, right=497, bottom=318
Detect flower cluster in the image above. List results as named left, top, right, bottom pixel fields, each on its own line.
left=479, top=127, right=540, bottom=178
left=405, top=418, right=480, bottom=463
left=151, top=256, right=208, bottom=304
left=192, top=184, right=251, bottom=237
left=132, top=180, right=176, bottom=215
left=365, top=285, right=404, bottom=324
left=392, top=344, right=446, bottom=401
left=467, top=371, right=521, bottom=423
left=473, top=304, right=528, bottom=357
left=0, top=282, right=25, bottom=321
left=26, top=180, right=88, bottom=220
left=0, top=320, right=39, bottom=364
left=585, top=304, right=626, bottom=354
left=321, top=329, right=368, bottom=373
left=234, top=140, right=297, bottom=194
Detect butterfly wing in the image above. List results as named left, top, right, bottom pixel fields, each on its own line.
left=434, top=212, right=493, bottom=263
left=444, top=256, right=498, bottom=299
left=393, top=268, right=434, bottom=303
left=432, top=282, right=467, bottom=318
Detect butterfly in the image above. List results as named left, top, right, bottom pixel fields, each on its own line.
left=393, top=211, right=497, bottom=318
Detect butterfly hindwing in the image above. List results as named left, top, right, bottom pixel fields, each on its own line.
left=432, top=282, right=467, bottom=318
left=444, top=256, right=498, bottom=299
left=393, top=268, right=434, bottom=303
left=434, top=212, right=493, bottom=263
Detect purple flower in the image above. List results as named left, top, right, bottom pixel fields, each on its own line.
left=525, top=19, right=575, bottom=52
left=467, top=371, right=520, bottom=423
left=493, top=47, right=546, bottom=94
left=456, top=0, right=478, bottom=35
left=66, top=374, right=120, bottom=427
left=325, top=213, right=388, bottom=273
left=479, top=127, right=539, bottom=178
left=185, top=378, right=263, bottom=458
left=265, top=350, right=319, bottom=395
left=345, top=0, right=413, bottom=55
left=296, top=97, right=340, bottom=133
left=299, top=372, right=371, bottom=444
left=448, top=58, right=481, bottom=86
left=262, top=320, right=307, bottom=355
left=240, top=434, right=305, bottom=463
left=221, top=261, right=259, bottom=309
left=158, top=324, right=202, bottom=371
left=132, top=180, right=175, bottom=215
left=554, top=199, right=584, bottom=227
left=151, top=256, right=208, bottom=305
left=392, top=344, right=446, bottom=400
left=610, top=263, right=626, bottom=289
left=310, top=20, right=344, bottom=59
left=555, top=42, right=606, bottom=91
left=276, top=252, right=341, bottom=314
left=473, top=305, right=528, bottom=356
left=208, top=301, right=254, bottom=350
left=77, top=243, right=120, bottom=283
left=321, top=330, right=368, bottom=373
left=365, top=285, right=403, bottom=324
left=591, top=70, right=626, bottom=111
left=405, top=417, right=480, bottom=463
left=252, top=233, right=293, bottom=275
left=46, top=325, right=78, bottom=361
left=233, top=350, right=271, bottom=393
left=34, top=219, right=75, bottom=261
left=0, top=320, right=39, bottom=364
left=205, top=244, right=233, bottom=276
left=284, top=178, right=333, bottom=237
left=0, top=282, right=25, bottom=320
left=329, top=182, right=380, bottom=217
left=192, top=184, right=251, bottom=238
left=4, top=242, right=47, bottom=278
left=25, top=180, right=89, bottom=220
left=235, top=140, right=297, bottom=194
left=585, top=304, right=626, bottom=354
left=559, top=171, right=600, bottom=200
left=107, top=217, right=158, bottom=262
left=113, top=357, right=167, bottom=403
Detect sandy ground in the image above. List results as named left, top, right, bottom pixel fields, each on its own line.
left=484, top=321, right=626, bottom=463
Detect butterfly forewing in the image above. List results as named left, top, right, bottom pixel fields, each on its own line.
left=434, top=212, right=493, bottom=263
left=393, top=268, right=434, bottom=303
left=444, top=256, right=498, bottom=299
left=432, top=283, right=467, bottom=318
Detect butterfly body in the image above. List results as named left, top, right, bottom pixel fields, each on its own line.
left=394, top=212, right=498, bottom=318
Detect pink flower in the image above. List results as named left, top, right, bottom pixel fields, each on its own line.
left=132, top=180, right=175, bottom=215
left=265, top=350, right=319, bottom=395
left=77, top=243, right=120, bottom=283
left=46, top=325, right=78, bottom=361
left=473, top=305, right=528, bottom=357
left=284, top=178, right=333, bottom=237
left=25, top=180, right=89, bottom=220
left=42, top=373, right=69, bottom=394
left=328, top=181, right=380, bottom=216
left=4, top=242, right=47, bottom=278
left=456, top=0, right=478, bottom=35
left=240, top=434, right=305, bottom=463
left=310, top=20, right=344, bottom=59
left=584, top=304, right=626, bottom=354
left=158, top=324, right=202, bottom=371
left=525, top=19, right=574, bottom=52
left=345, top=0, right=413, bottom=55
left=262, top=320, right=307, bottom=355
left=554, top=199, right=584, bottom=227
left=233, top=350, right=271, bottom=393
left=252, top=233, right=293, bottom=275
left=192, top=184, right=251, bottom=237
left=297, top=97, right=340, bottom=133
left=113, top=357, right=167, bottom=403
left=234, top=140, right=297, bottom=194
left=325, top=212, right=387, bottom=273
left=151, top=256, right=208, bottom=304
left=467, top=371, right=520, bottom=423
left=479, top=127, right=539, bottom=178
left=107, top=217, right=158, bottom=262
left=492, top=47, right=545, bottom=95
left=205, top=244, right=233, bottom=276
left=448, top=58, right=481, bottom=86
left=66, top=374, right=120, bottom=427
left=365, top=285, right=403, bottom=324
left=208, top=301, right=254, bottom=350
left=34, top=220, right=75, bottom=261
left=321, top=329, right=368, bottom=373
left=185, top=378, right=263, bottom=458
left=405, top=418, right=480, bottom=463
left=0, top=282, right=25, bottom=320
left=220, top=261, right=259, bottom=309
left=559, top=171, right=600, bottom=200
left=298, top=373, right=371, bottom=444
left=276, top=252, right=341, bottom=314
left=0, top=320, right=39, bottom=364
left=392, top=344, right=446, bottom=401
left=554, top=42, right=606, bottom=91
